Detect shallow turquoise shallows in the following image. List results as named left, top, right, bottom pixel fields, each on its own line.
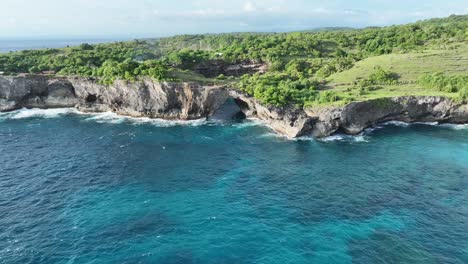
left=0, top=109, right=467, bottom=264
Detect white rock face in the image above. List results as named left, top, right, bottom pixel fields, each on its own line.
left=0, top=75, right=230, bottom=120
left=229, top=90, right=313, bottom=138
left=2, top=75, right=468, bottom=138
left=230, top=91, right=468, bottom=138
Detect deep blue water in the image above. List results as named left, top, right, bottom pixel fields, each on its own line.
left=0, top=108, right=467, bottom=264
left=0, top=39, right=125, bottom=53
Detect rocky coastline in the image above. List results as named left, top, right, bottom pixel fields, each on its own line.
left=231, top=90, right=468, bottom=137
left=1, top=75, right=468, bottom=138
left=0, top=75, right=230, bottom=120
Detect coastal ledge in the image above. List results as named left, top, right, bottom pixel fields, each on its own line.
left=231, top=90, right=468, bottom=137
left=0, top=75, right=230, bottom=120
left=1, top=75, right=468, bottom=138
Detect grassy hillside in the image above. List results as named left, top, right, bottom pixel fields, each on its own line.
left=325, top=43, right=468, bottom=102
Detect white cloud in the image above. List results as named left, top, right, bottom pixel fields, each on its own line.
left=7, top=18, right=17, bottom=26
left=343, top=9, right=369, bottom=15
left=190, top=9, right=225, bottom=16
left=1, top=0, right=467, bottom=38
left=244, top=1, right=256, bottom=12
left=266, top=6, right=281, bottom=12
left=311, top=8, right=332, bottom=14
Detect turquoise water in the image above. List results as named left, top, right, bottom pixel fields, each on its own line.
left=0, top=108, right=467, bottom=264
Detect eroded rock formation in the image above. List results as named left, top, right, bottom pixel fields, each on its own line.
left=230, top=90, right=468, bottom=138
left=1, top=75, right=468, bottom=138
left=0, top=75, right=229, bottom=120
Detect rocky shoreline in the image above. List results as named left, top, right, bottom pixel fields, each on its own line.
left=231, top=90, right=468, bottom=137
left=1, top=75, right=468, bottom=138
left=0, top=75, right=230, bottom=120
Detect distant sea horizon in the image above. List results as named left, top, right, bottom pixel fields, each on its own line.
left=0, top=38, right=130, bottom=53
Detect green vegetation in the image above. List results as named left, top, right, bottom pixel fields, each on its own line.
left=238, top=73, right=322, bottom=107
left=327, top=43, right=468, bottom=103
left=418, top=73, right=468, bottom=102
left=0, top=14, right=467, bottom=106
left=359, top=67, right=399, bottom=86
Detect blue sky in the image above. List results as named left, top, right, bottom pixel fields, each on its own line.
left=1, top=0, right=467, bottom=39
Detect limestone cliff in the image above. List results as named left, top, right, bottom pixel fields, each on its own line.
left=1, top=75, right=467, bottom=138
left=230, top=91, right=468, bottom=138
left=0, top=75, right=229, bottom=120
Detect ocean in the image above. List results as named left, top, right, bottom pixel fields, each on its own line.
left=0, top=39, right=125, bottom=53
left=0, top=108, right=467, bottom=263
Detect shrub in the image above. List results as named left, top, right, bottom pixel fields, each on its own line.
left=418, top=72, right=468, bottom=93
left=367, top=67, right=399, bottom=85
left=458, top=87, right=468, bottom=103
left=315, top=91, right=340, bottom=104
left=354, top=67, right=399, bottom=90
left=238, top=72, right=319, bottom=107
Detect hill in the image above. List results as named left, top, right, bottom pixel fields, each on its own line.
left=0, top=14, right=467, bottom=106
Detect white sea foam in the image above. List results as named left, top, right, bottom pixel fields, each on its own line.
left=0, top=108, right=209, bottom=127
left=438, top=123, right=468, bottom=130
left=318, top=134, right=369, bottom=143
left=294, top=136, right=316, bottom=141
left=231, top=119, right=264, bottom=129
left=257, top=132, right=280, bottom=138
left=363, top=126, right=384, bottom=134
left=132, top=116, right=208, bottom=127
left=381, top=120, right=468, bottom=130
left=258, top=132, right=294, bottom=140
left=81, top=111, right=208, bottom=127
left=382, top=121, right=410, bottom=127
left=2, top=108, right=467, bottom=133
left=257, top=128, right=370, bottom=142
left=0, top=108, right=79, bottom=120
left=83, top=112, right=127, bottom=124
left=413, top=121, right=439, bottom=126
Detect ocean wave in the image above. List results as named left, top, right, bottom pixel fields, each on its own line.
left=318, top=134, right=369, bottom=143
left=82, top=111, right=208, bottom=127
left=0, top=108, right=79, bottom=120
left=83, top=112, right=127, bottom=124
left=438, top=123, right=468, bottom=130
left=230, top=119, right=264, bottom=129
left=381, top=120, right=468, bottom=130
left=2, top=108, right=467, bottom=133
left=382, top=121, right=410, bottom=127
left=363, top=126, right=384, bottom=134
left=256, top=133, right=369, bottom=143
left=0, top=108, right=209, bottom=127
left=413, top=121, right=439, bottom=126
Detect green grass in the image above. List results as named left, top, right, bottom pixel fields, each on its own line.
left=167, top=70, right=237, bottom=85
left=324, top=43, right=468, bottom=103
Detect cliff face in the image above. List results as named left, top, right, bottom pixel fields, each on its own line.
left=0, top=75, right=79, bottom=111
left=229, top=90, right=313, bottom=137
left=230, top=91, right=468, bottom=138
left=0, top=75, right=229, bottom=120
left=1, top=75, right=467, bottom=138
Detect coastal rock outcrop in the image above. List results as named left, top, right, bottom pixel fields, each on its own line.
left=0, top=75, right=79, bottom=111
left=229, top=90, right=313, bottom=138
left=0, top=75, right=229, bottom=120
left=337, top=96, right=466, bottom=134
left=231, top=91, right=468, bottom=138
left=1, top=75, right=467, bottom=138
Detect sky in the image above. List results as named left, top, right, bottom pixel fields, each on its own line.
left=1, top=0, right=467, bottom=39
